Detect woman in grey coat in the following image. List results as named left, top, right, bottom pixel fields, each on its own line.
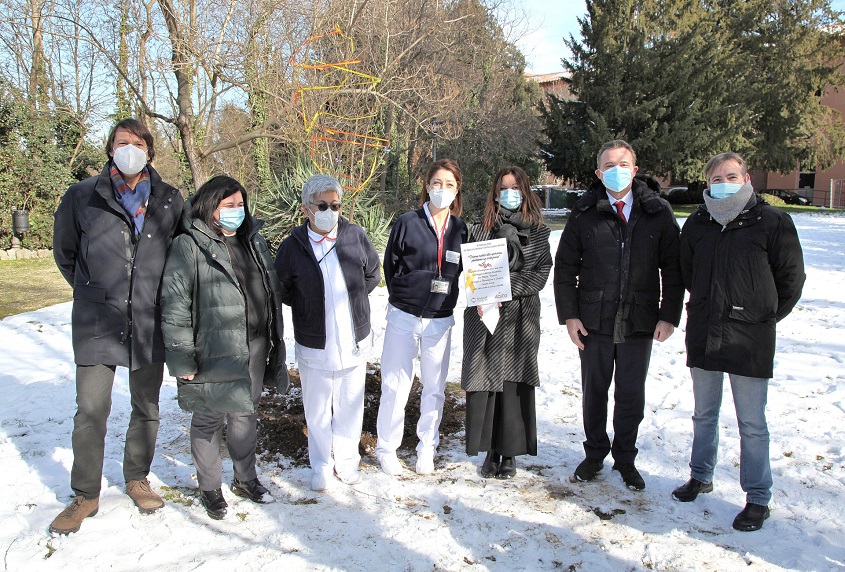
left=461, top=166, right=552, bottom=479
left=161, top=175, right=288, bottom=520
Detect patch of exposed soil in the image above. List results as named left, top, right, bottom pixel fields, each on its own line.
left=257, top=364, right=465, bottom=466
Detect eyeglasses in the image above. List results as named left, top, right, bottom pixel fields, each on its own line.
left=310, top=202, right=342, bottom=212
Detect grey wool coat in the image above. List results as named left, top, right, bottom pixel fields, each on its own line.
left=461, top=221, right=553, bottom=393
left=53, top=163, right=183, bottom=369
left=160, top=207, right=289, bottom=414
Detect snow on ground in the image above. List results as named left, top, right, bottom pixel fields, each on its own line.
left=1, top=213, right=844, bottom=571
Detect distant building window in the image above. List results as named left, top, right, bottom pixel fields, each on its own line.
left=798, top=171, right=815, bottom=189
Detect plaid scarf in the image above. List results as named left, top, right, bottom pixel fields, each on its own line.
left=111, top=165, right=151, bottom=236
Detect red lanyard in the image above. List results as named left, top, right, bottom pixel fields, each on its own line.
left=433, top=216, right=447, bottom=278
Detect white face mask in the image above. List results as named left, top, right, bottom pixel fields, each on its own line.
left=313, top=208, right=339, bottom=232
left=429, top=188, right=455, bottom=210
left=112, top=144, right=148, bottom=176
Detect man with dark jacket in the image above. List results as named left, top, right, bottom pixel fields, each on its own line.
left=671, top=152, right=804, bottom=532
left=50, top=118, right=183, bottom=534
left=554, top=139, right=683, bottom=491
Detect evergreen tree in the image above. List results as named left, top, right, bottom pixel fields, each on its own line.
left=728, top=0, right=845, bottom=172
left=541, top=0, right=845, bottom=185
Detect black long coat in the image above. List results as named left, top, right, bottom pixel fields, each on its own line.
left=53, top=163, right=183, bottom=370
left=680, top=196, right=805, bottom=378
left=553, top=177, right=684, bottom=342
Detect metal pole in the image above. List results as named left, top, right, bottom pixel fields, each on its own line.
left=831, top=178, right=835, bottom=210
left=432, top=118, right=438, bottom=162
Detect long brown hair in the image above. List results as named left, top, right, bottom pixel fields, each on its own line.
left=418, top=158, right=463, bottom=216
left=482, top=166, right=543, bottom=232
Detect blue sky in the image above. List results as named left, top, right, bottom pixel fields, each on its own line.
left=517, top=0, right=845, bottom=74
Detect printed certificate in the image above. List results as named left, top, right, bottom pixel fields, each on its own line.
left=460, top=238, right=512, bottom=307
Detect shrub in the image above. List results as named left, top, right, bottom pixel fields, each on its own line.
left=252, top=157, right=392, bottom=254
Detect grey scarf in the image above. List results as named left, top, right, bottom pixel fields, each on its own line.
left=702, top=182, right=755, bottom=227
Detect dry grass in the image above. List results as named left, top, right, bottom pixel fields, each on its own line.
left=0, top=257, right=72, bottom=319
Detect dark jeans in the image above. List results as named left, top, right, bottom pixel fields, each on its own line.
left=579, top=335, right=652, bottom=464
left=71, top=362, right=164, bottom=499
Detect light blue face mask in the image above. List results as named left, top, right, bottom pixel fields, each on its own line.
left=709, top=182, right=743, bottom=199
left=499, top=188, right=523, bottom=210
left=602, top=166, right=633, bottom=193
left=218, top=207, right=245, bottom=232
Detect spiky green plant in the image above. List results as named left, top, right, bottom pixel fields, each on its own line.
left=349, top=192, right=392, bottom=253
left=252, top=157, right=318, bottom=251
left=253, top=157, right=392, bottom=254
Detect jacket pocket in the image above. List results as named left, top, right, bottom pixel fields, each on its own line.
left=577, top=289, right=603, bottom=331
left=629, top=290, right=660, bottom=334
left=727, top=303, right=776, bottom=324
left=73, top=284, right=107, bottom=303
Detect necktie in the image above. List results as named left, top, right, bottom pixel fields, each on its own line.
left=614, top=201, right=627, bottom=223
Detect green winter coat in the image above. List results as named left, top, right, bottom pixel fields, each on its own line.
left=161, top=208, right=289, bottom=414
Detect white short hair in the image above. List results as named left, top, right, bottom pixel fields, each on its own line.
left=301, top=174, right=343, bottom=205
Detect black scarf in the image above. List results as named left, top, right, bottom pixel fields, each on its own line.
left=494, top=208, right=532, bottom=272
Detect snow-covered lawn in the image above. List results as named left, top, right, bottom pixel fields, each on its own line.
left=1, top=213, right=843, bottom=571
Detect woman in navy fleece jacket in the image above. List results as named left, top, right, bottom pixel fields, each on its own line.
left=375, top=158, right=468, bottom=476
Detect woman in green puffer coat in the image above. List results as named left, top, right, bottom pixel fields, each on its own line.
left=161, top=175, right=288, bottom=520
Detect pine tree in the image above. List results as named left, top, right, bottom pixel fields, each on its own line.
left=540, top=0, right=845, bottom=185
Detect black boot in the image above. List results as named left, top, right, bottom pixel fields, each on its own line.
left=732, top=503, right=770, bottom=531
left=672, top=478, right=713, bottom=502
left=199, top=488, right=228, bottom=520
left=497, top=457, right=517, bottom=479
left=480, top=450, right=501, bottom=478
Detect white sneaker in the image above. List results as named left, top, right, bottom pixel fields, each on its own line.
left=415, top=450, right=435, bottom=475
left=336, top=469, right=363, bottom=485
left=311, top=472, right=329, bottom=491
left=378, top=453, right=404, bottom=476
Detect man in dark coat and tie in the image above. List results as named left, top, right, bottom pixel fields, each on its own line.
left=554, top=139, right=684, bottom=491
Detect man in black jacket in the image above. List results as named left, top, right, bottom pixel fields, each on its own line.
left=671, top=152, right=804, bottom=532
left=554, top=139, right=683, bottom=490
left=50, top=118, right=183, bottom=534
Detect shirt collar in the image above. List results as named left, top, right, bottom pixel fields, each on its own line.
left=606, top=190, right=632, bottom=206
left=307, top=223, right=338, bottom=243
left=423, top=202, right=450, bottom=232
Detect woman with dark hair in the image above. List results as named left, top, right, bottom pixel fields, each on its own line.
left=375, top=158, right=468, bottom=476
left=161, top=175, right=289, bottom=520
left=461, top=166, right=552, bottom=479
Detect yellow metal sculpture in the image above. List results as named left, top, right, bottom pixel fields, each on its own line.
left=291, top=26, right=390, bottom=193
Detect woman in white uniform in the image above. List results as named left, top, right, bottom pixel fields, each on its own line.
left=274, top=175, right=381, bottom=491
left=376, top=158, right=468, bottom=475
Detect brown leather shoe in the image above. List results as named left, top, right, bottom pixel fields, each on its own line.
left=49, top=496, right=99, bottom=534
left=126, top=479, right=164, bottom=513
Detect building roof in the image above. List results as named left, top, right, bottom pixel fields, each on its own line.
left=524, top=72, right=569, bottom=84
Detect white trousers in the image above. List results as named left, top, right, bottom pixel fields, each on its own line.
left=298, top=362, right=366, bottom=478
left=376, top=319, right=452, bottom=456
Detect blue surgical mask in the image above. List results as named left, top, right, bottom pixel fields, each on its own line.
left=602, top=166, right=633, bottom=193
left=218, top=207, right=245, bottom=232
left=709, top=182, right=743, bottom=199
left=499, top=188, right=522, bottom=210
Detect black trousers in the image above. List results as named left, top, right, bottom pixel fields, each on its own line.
left=465, top=381, right=537, bottom=457
left=579, top=335, right=652, bottom=464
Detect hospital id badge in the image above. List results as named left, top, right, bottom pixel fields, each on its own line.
left=431, top=277, right=451, bottom=294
